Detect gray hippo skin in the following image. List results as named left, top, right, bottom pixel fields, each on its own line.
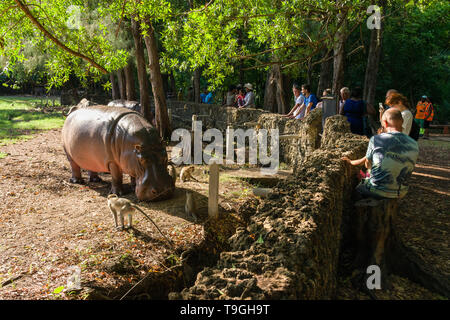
left=108, top=100, right=141, bottom=113
left=62, top=106, right=174, bottom=201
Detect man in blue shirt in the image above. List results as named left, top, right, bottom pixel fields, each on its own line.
left=295, top=84, right=318, bottom=120
left=204, top=91, right=213, bottom=104
left=342, top=108, right=419, bottom=199
left=200, top=88, right=208, bottom=103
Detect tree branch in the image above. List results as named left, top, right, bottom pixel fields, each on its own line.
left=13, top=0, right=108, bottom=74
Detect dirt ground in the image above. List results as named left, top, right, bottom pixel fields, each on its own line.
left=0, top=128, right=276, bottom=299
left=0, top=129, right=448, bottom=300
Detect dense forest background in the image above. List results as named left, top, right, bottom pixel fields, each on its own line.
left=1, top=0, right=449, bottom=126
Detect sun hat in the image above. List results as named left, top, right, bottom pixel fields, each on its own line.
left=244, top=83, right=253, bottom=90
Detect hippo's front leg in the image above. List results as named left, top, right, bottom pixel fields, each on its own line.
left=108, top=162, right=126, bottom=196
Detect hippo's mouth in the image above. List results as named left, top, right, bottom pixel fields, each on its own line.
left=151, top=187, right=174, bottom=201
left=136, top=185, right=174, bottom=202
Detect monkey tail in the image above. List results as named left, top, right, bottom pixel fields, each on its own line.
left=132, top=205, right=175, bottom=249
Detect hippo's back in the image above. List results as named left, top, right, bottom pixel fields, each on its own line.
left=62, top=105, right=143, bottom=173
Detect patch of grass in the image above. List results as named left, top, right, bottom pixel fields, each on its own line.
left=0, top=96, right=65, bottom=146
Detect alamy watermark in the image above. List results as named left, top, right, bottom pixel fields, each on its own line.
left=366, top=265, right=381, bottom=290
left=170, top=121, right=279, bottom=175
left=367, top=5, right=381, bottom=30
left=66, top=5, right=81, bottom=30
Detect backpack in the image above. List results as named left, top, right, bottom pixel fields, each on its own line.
left=409, top=120, right=420, bottom=141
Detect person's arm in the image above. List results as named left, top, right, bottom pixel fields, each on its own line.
left=242, top=92, right=253, bottom=108
left=424, top=104, right=433, bottom=121
left=341, top=156, right=367, bottom=166
left=402, top=110, right=413, bottom=135
left=339, top=101, right=345, bottom=115
left=285, top=103, right=299, bottom=116
left=294, top=103, right=306, bottom=119
left=365, top=157, right=372, bottom=169
left=305, top=102, right=313, bottom=115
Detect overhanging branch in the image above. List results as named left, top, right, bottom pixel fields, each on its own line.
left=13, top=0, right=108, bottom=74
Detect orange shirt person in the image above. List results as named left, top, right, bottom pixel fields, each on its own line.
left=414, top=95, right=433, bottom=138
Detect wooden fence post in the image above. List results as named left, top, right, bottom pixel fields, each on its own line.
left=208, top=162, right=219, bottom=219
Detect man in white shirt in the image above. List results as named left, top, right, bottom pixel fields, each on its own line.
left=283, top=84, right=304, bottom=118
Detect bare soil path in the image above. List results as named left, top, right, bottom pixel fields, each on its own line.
left=0, top=129, right=258, bottom=299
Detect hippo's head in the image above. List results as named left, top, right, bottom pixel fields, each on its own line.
left=133, top=143, right=175, bottom=201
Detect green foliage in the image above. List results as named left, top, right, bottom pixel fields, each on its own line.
left=380, top=0, right=449, bottom=122
left=0, top=0, right=447, bottom=121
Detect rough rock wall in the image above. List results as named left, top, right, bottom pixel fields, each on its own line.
left=167, top=101, right=324, bottom=166
left=173, top=115, right=369, bottom=300
left=167, top=101, right=267, bottom=131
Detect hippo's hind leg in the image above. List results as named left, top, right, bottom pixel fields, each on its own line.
left=88, top=171, right=103, bottom=183
left=65, top=152, right=84, bottom=184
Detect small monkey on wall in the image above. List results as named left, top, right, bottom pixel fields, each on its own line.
left=180, top=166, right=198, bottom=183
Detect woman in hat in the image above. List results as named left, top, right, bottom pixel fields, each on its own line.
left=240, top=83, right=255, bottom=108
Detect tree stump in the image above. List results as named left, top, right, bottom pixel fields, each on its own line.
left=351, top=197, right=450, bottom=297
left=352, top=198, right=397, bottom=289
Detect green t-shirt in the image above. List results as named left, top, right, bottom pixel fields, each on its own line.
left=363, top=132, right=419, bottom=198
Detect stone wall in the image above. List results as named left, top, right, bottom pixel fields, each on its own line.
left=167, top=101, right=323, bottom=166
left=170, top=115, right=369, bottom=299
left=167, top=101, right=268, bottom=132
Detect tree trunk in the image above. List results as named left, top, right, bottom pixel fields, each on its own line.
left=332, top=28, right=346, bottom=97
left=363, top=28, right=383, bottom=109
left=124, top=63, right=136, bottom=101
left=277, top=69, right=289, bottom=115
left=306, top=58, right=313, bottom=86
left=169, top=72, right=177, bottom=97
left=117, top=68, right=127, bottom=100
left=143, top=21, right=171, bottom=139
left=263, top=64, right=288, bottom=114
left=110, top=73, right=120, bottom=100
left=263, top=67, right=277, bottom=112
left=193, top=68, right=201, bottom=103
left=131, top=19, right=153, bottom=122
left=317, top=51, right=333, bottom=96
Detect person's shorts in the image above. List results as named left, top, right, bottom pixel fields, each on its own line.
left=424, top=120, right=431, bottom=129
left=355, top=182, right=386, bottom=200
left=414, top=118, right=425, bottom=128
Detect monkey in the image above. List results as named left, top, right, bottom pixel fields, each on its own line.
left=185, top=191, right=198, bottom=222
left=107, top=194, right=175, bottom=248
left=180, top=165, right=198, bottom=183
left=107, top=194, right=134, bottom=230
left=167, top=163, right=177, bottom=184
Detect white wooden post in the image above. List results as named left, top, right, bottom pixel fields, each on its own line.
left=208, top=162, right=219, bottom=219
left=192, top=114, right=197, bottom=132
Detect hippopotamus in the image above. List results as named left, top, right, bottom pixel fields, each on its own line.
left=62, top=105, right=174, bottom=201
left=107, top=100, right=141, bottom=113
